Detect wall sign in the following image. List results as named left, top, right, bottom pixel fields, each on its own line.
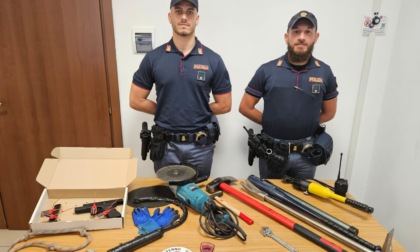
left=363, top=12, right=387, bottom=35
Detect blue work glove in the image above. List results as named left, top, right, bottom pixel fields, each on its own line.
left=151, top=206, right=179, bottom=228
left=150, top=207, right=161, bottom=221
left=132, top=207, right=161, bottom=234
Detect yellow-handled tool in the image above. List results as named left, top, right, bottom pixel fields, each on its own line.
left=285, top=177, right=374, bottom=214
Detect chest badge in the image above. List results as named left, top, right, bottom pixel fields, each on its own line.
left=197, top=71, right=206, bottom=81
left=312, top=84, right=321, bottom=94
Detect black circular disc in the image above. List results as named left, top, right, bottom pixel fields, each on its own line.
left=127, top=185, right=176, bottom=208
left=156, top=165, right=197, bottom=183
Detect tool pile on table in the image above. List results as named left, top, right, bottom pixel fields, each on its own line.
left=109, top=164, right=393, bottom=252
left=9, top=164, right=393, bottom=252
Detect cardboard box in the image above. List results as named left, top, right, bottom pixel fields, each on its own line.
left=29, top=147, right=137, bottom=231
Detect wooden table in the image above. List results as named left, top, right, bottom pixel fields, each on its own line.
left=12, top=178, right=405, bottom=251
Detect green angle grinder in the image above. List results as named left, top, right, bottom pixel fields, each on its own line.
left=156, top=165, right=209, bottom=213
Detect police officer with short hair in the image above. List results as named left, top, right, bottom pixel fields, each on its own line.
left=130, top=0, right=232, bottom=178
left=239, top=11, right=338, bottom=179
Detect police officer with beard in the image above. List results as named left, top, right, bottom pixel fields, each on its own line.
left=239, top=11, right=338, bottom=179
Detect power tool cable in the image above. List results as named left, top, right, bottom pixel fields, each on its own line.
left=199, top=199, right=247, bottom=241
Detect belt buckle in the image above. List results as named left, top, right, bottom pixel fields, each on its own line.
left=290, top=143, right=299, bottom=153
left=179, top=133, right=188, bottom=142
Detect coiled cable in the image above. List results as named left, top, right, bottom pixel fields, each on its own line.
left=199, top=199, right=247, bottom=241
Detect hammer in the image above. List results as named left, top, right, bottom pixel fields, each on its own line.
left=206, top=176, right=237, bottom=193
left=206, top=176, right=347, bottom=252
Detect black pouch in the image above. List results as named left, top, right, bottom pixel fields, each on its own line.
left=149, top=125, right=167, bottom=161
left=305, top=148, right=323, bottom=165
left=205, top=115, right=220, bottom=143
left=306, top=131, right=333, bottom=165
left=243, top=127, right=259, bottom=166
left=267, top=143, right=289, bottom=171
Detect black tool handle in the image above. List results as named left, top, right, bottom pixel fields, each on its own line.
left=345, top=198, right=374, bottom=214
left=294, top=223, right=347, bottom=252
left=107, top=229, right=163, bottom=252
left=279, top=188, right=380, bottom=250
left=250, top=176, right=382, bottom=251
left=74, top=198, right=123, bottom=214
left=318, top=210, right=381, bottom=251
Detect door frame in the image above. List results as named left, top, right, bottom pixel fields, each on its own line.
left=100, top=0, right=122, bottom=147
left=0, top=195, right=6, bottom=229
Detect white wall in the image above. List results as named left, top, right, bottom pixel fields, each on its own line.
left=351, top=0, right=420, bottom=251
left=112, top=0, right=372, bottom=179
left=112, top=0, right=418, bottom=250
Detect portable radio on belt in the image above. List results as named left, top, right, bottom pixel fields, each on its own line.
left=334, top=153, right=348, bottom=197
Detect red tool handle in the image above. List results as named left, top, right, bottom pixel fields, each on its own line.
left=220, top=183, right=294, bottom=228
left=238, top=212, right=254, bottom=225
left=219, top=182, right=347, bottom=252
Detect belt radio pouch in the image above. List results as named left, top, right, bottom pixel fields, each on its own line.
left=149, top=125, right=167, bottom=161
left=205, top=115, right=221, bottom=144
left=306, top=130, right=333, bottom=166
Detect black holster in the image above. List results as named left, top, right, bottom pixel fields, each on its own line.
left=149, top=125, right=167, bottom=161
left=243, top=127, right=258, bottom=166
left=140, top=122, right=151, bottom=161
left=205, top=115, right=220, bottom=144
left=243, top=127, right=288, bottom=169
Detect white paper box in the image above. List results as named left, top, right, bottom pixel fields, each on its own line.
left=29, top=147, right=137, bottom=231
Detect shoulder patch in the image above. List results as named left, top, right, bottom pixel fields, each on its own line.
left=314, top=60, right=320, bottom=67
left=276, top=59, right=283, bottom=67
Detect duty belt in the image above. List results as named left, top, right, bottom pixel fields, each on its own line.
left=164, top=130, right=208, bottom=144
left=261, top=133, right=313, bottom=154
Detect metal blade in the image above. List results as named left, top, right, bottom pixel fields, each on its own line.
left=382, top=228, right=394, bottom=252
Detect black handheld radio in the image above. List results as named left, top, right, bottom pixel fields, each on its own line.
left=334, top=153, right=348, bottom=196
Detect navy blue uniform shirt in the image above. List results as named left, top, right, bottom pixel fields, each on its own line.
left=133, top=38, right=231, bottom=132
left=245, top=53, right=338, bottom=139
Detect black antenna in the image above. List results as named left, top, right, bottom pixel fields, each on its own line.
left=337, top=152, right=343, bottom=179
